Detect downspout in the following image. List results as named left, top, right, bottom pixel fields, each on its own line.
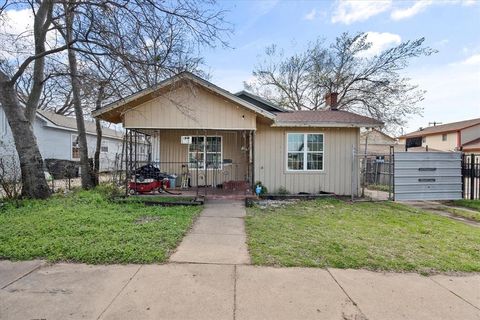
left=457, top=130, right=462, bottom=151
left=251, top=130, right=255, bottom=193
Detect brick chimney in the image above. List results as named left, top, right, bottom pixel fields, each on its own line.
left=325, top=92, right=338, bottom=110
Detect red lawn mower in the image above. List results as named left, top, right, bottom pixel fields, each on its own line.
left=128, top=164, right=179, bottom=195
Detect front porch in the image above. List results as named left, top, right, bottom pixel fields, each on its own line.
left=122, top=128, right=255, bottom=199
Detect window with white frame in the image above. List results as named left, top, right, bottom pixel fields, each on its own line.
left=287, top=133, right=324, bottom=171
left=71, top=134, right=80, bottom=159
left=188, top=136, right=222, bottom=169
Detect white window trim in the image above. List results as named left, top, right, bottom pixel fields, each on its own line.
left=187, top=135, right=223, bottom=170
left=71, top=134, right=80, bottom=160
left=286, top=132, right=324, bottom=172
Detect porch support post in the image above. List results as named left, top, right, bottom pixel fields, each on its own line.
left=251, top=130, right=255, bottom=192
left=124, top=129, right=129, bottom=196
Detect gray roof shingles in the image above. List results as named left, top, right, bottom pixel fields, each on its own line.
left=37, top=110, right=123, bottom=139
left=273, top=110, right=383, bottom=127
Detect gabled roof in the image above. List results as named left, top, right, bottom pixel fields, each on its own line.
left=462, top=137, right=480, bottom=150
left=399, top=118, right=480, bottom=139
left=360, top=128, right=395, bottom=141
left=92, top=72, right=382, bottom=129
left=272, top=110, right=383, bottom=128
left=92, top=72, right=276, bottom=123
left=234, top=91, right=286, bottom=113
left=37, top=110, right=123, bottom=139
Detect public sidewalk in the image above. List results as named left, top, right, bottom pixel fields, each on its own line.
left=1, top=260, right=479, bottom=320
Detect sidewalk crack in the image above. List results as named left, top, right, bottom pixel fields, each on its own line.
left=1, top=262, right=45, bottom=290
left=96, top=265, right=142, bottom=320
left=233, top=264, right=238, bottom=320
left=429, top=277, right=480, bottom=311
left=326, top=268, right=369, bottom=319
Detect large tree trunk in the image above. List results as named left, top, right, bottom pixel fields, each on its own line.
left=0, top=0, right=53, bottom=199
left=93, top=84, right=105, bottom=186
left=93, top=119, right=102, bottom=186
left=0, top=80, right=50, bottom=199
left=64, top=2, right=94, bottom=189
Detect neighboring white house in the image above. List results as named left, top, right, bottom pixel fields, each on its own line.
left=0, top=106, right=126, bottom=173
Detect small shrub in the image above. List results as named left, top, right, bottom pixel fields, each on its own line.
left=95, top=183, right=123, bottom=200
left=275, top=186, right=290, bottom=195
left=254, top=181, right=268, bottom=195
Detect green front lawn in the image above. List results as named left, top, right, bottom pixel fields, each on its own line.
left=451, top=199, right=480, bottom=212
left=0, top=189, right=201, bottom=264
left=246, top=198, right=480, bottom=273
left=442, top=207, right=480, bottom=222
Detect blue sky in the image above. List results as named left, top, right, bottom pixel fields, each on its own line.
left=203, top=0, right=480, bottom=133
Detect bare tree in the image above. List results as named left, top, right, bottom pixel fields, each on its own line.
left=55, top=0, right=227, bottom=188
left=247, top=33, right=436, bottom=131
left=0, top=0, right=229, bottom=197
left=0, top=1, right=59, bottom=198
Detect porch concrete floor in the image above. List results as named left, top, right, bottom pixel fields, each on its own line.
left=169, top=199, right=251, bottom=265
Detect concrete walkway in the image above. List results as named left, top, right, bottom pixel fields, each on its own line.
left=1, top=260, right=479, bottom=320
left=169, top=199, right=250, bottom=265
left=401, top=200, right=480, bottom=227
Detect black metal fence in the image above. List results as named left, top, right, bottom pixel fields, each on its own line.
left=462, top=153, right=480, bottom=200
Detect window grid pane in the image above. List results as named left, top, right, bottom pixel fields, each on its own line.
left=188, top=136, right=222, bottom=169
left=307, top=153, right=323, bottom=170
left=288, top=133, right=304, bottom=152
left=287, top=133, right=324, bottom=171
left=287, top=152, right=304, bottom=170
left=307, top=134, right=323, bottom=152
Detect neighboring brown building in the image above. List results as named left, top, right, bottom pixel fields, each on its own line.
left=398, top=118, right=480, bottom=152
left=360, top=129, right=401, bottom=154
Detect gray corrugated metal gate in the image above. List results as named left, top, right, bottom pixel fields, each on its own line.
left=394, top=152, right=462, bottom=201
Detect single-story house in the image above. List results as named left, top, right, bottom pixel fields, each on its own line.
left=398, top=118, right=480, bottom=152
left=0, top=106, right=129, bottom=174
left=360, top=129, right=402, bottom=154
left=93, top=72, right=382, bottom=196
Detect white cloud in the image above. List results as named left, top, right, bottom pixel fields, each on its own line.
left=391, top=0, right=433, bottom=20
left=404, top=62, right=480, bottom=132
left=461, top=53, right=480, bottom=65
left=304, top=9, right=317, bottom=21
left=330, top=0, right=476, bottom=25
left=461, top=0, right=477, bottom=6
left=1, top=8, right=60, bottom=61
left=331, top=0, right=392, bottom=24
left=1, top=8, right=34, bottom=36
left=357, top=32, right=402, bottom=58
